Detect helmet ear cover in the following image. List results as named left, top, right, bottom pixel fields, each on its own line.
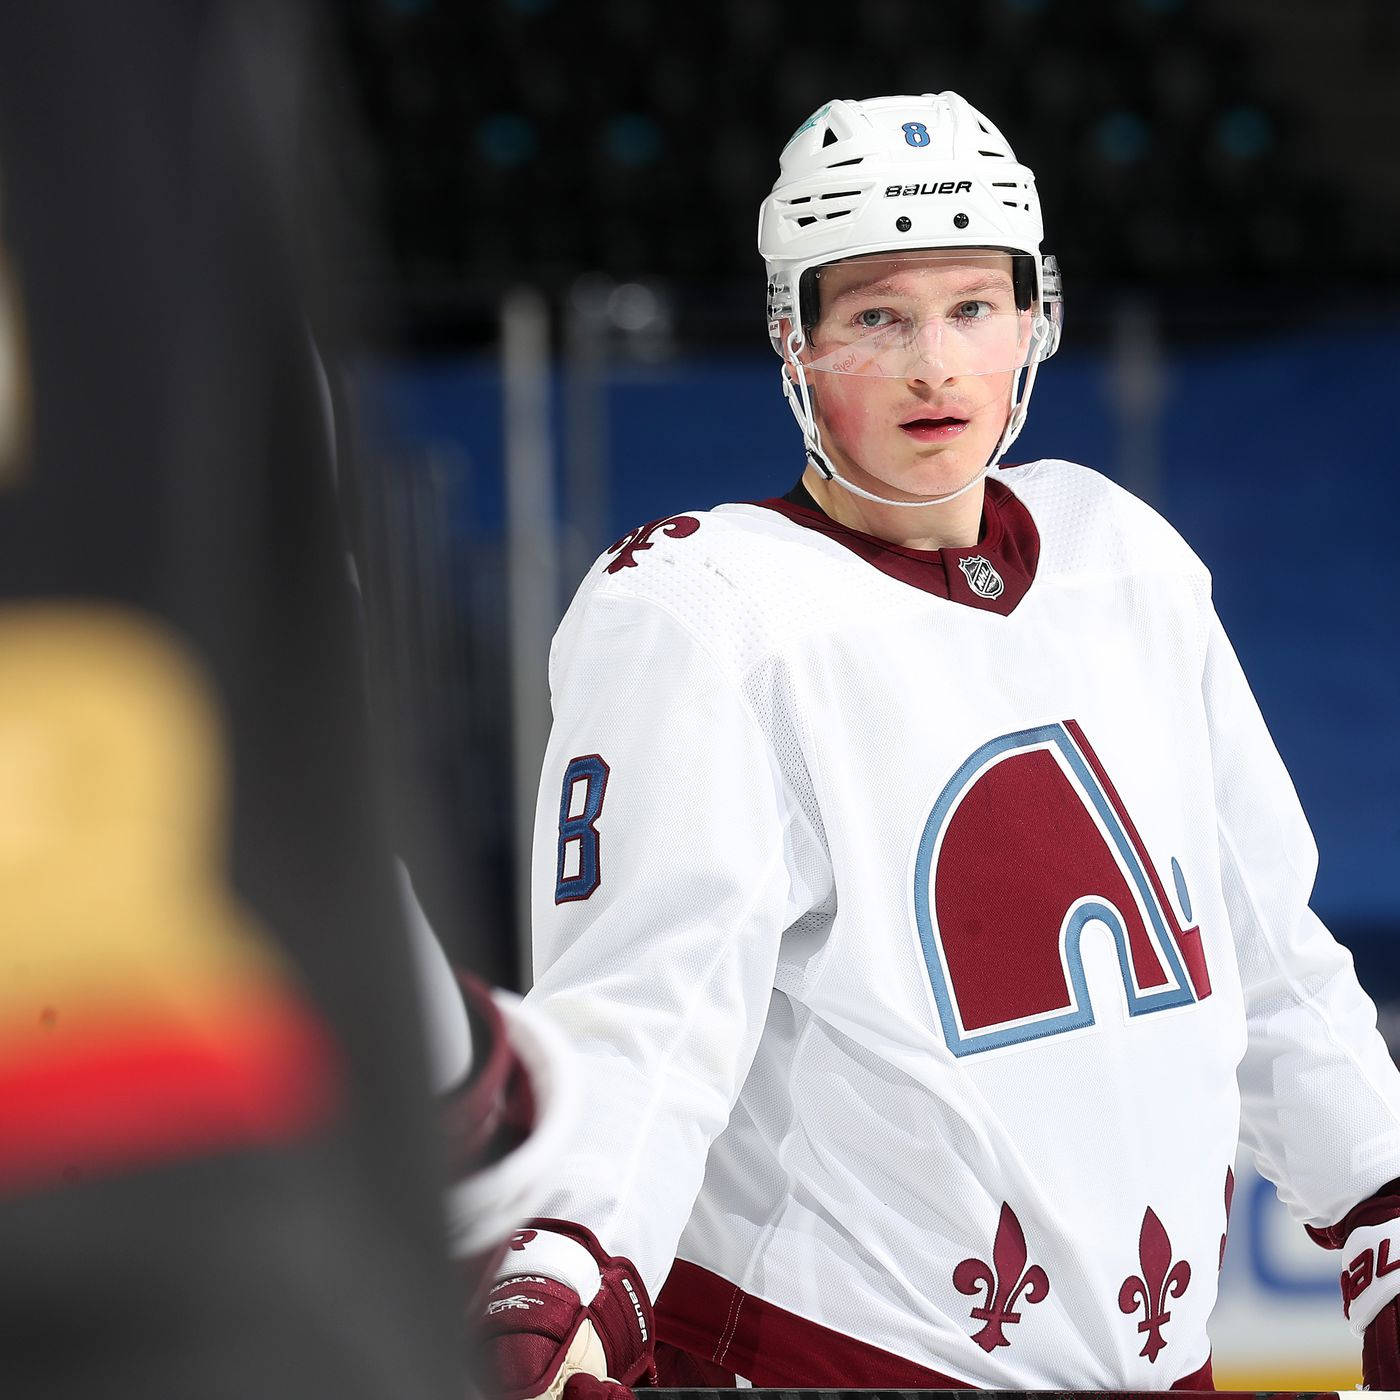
left=795, top=251, right=1038, bottom=346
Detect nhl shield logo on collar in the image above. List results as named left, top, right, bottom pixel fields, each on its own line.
left=957, top=554, right=1004, bottom=600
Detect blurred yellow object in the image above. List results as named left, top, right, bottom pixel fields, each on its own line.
left=0, top=604, right=337, bottom=1188
left=1214, top=1361, right=1360, bottom=1389
left=0, top=604, right=259, bottom=997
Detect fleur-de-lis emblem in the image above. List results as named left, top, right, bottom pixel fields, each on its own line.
left=605, top=515, right=700, bottom=573
left=1118, top=1206, right=1191, bottom=1362
left=953, top=1202, right=1050, bottom=1352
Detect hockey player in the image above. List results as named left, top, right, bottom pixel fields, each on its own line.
left=485, top=92, right=1400, bottom=1391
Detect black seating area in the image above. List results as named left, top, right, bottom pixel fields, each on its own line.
left=333, top=0, right=1395, bottom=346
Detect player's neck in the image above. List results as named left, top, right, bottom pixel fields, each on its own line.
left=801, top=464, right=986, bottom=552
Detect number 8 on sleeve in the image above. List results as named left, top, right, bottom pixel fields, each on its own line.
left=554, top=754, right=610, bottom=904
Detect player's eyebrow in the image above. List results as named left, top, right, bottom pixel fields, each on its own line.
left=826, top=275, right=902, bottom=302
left=946, top=274, right=1014, bottom=297
left=826, top=270, right=1013, bottom=304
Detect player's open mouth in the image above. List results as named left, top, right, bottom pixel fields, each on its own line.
left=899, top=416, right=968, bottom=443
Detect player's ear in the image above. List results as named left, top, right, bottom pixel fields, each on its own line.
left=779, top=321, right=798, bottom=368
left=773, top=316, right=809, bottom=375
left=767, top=270, right=812, bottom=376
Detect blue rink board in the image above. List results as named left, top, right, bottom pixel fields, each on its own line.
left=356, top=327, right=1400, bottom=986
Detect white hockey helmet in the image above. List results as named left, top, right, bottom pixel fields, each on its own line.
left=758, top=92, right=1063, bottom=505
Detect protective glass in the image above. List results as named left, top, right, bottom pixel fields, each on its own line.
left=801, top=252, right=1053, bottom=380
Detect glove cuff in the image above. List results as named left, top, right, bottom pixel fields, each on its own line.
left=442, top=974, right=537, bottom=1175
left=495, top=1224, right=604, bottom=1303
left=1305, top=1177, right=1400, bottom=1251
left=1335, top=1220, right=1400, bottom=1335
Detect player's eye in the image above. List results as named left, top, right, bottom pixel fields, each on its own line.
left=953, top=299, right=995, bottom=322
left=855, top=306, right=898, bottom=331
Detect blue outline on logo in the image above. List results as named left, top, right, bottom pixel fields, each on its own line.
left=913, top=723, right=1195, bottom=1056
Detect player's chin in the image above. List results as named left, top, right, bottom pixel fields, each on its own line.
left=896, top=450, right=983, bottom=498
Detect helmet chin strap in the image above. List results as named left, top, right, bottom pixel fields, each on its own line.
left=781, top=341, right=1043, bottom=511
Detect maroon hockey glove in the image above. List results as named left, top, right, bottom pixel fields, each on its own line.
left=483, top=1219, right=656, bottom=1400
left=1364, top=1296, right=1400, bottom=1388
left=439, top=973, right=541, bottom=1315
left=1307, top=1177, right=1400, bottom=1388
left=442, top=973, right=538, bottom=1177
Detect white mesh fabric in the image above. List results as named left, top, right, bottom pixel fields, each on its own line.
left=523, top=461, right=1399, bottom=1385
left=528, top=578, right=828, bottom=1293
left=1206, top=614, right=1400, bottom=1225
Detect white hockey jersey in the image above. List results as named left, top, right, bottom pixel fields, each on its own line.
left=523, top=459, right=1400, bottom=1387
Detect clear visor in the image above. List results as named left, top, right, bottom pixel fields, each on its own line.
left=801, top=251, right=1055, bottom=380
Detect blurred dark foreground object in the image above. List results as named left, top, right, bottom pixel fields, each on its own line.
left=0, top=3, right=468, bottom=1395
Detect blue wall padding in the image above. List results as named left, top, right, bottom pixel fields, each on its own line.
left=358, top=330, right=1399, bottom=976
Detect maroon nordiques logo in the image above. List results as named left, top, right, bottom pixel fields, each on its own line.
left=954, top=1202, right=1050, bottom=1352
left=1119, top=1206, right=1191, bottom=1362
left=605, top=515, right=700, bottom=573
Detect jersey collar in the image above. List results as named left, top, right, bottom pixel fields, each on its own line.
left=755, top=476, right=1039, bottom=616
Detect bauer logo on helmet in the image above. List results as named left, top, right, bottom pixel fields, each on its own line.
left=885, top=181, right=973, bottom=197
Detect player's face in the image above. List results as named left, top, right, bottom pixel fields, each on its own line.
left=800, top=251, right=1023, bottom=501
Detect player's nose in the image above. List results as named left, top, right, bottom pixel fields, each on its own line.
left=903, top=363, right=963, bottom=393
